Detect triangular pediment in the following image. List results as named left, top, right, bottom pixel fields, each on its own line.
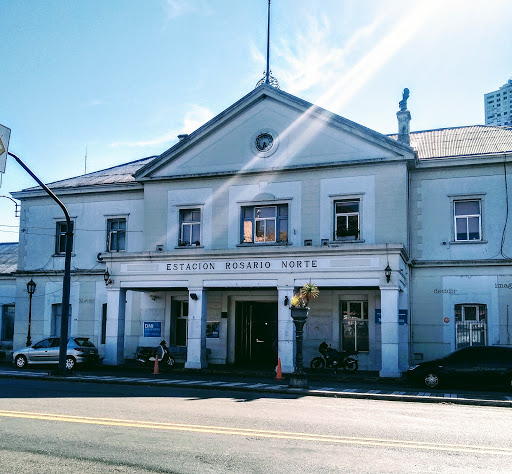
left=135, top=86, right=415, bottom=180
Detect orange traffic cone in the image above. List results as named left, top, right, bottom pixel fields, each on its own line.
left=276, top=358, right=282, bottom=380
left=153, top=355, right=159, bottom=375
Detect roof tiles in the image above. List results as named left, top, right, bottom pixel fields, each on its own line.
left=0, top=242, right=18, bottom=274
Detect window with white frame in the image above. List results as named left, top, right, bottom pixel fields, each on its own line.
left=179, top=209, right=201, bottom=246
left=454, top=200, right=481, bottom=241
left=340, top=300, right=369, bottom=352
left=334, top=200, right=360, bottom=241
left=241, top=204, right=288, bottom=244
left=454, top=304, right=487, bottom=349
left=55, top=221, right=74, bottom=254
left=107, top=218, right=126, bottom=252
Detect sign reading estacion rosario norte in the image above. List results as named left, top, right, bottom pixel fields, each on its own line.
left=166, top=258, right=318, bottom=272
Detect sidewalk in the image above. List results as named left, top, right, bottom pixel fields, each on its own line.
left=1, top=362, right=511, bottom=408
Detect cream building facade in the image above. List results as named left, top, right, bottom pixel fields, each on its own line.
left=9, top=85, right=512, bottom=375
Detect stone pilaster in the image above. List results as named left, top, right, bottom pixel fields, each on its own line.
left=185, top=288, right=207, bottom=369
left=103, top=288, right=126, bottom=365
left=379, top=287, right=400, bottom=377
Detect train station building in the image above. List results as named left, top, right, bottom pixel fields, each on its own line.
left=6, top=84, right=512, bottom=375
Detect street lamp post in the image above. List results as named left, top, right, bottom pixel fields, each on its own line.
left=288, top=307, right=310, bottom=389
left=8, top=151, right=73, bottom=375
left=25, top=279, right=36, bottom=346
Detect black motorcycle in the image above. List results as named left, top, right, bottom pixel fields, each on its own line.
left=135, top=341, right=175, bottom=369
left=310, top=341, right=358, bottom=373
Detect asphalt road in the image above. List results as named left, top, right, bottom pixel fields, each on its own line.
left=1, top=378, right=511, bottom=473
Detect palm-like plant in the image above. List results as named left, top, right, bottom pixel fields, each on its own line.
left=290, top=282, right=319, bottom=308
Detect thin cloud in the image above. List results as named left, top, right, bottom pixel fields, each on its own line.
left=110, top=105, right=214, bottom=148
left=250, top=11, right=381, bottom=93
left=163, top=0, right=195, bottom=19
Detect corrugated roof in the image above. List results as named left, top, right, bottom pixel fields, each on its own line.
left=388, top=125, right=512, bottom=159
left=22, top=156, right=156, bottom=192
left=0, top=242, right=18, bottom=274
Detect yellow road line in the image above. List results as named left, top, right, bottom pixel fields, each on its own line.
left=0, top=409, right=510, bottom=456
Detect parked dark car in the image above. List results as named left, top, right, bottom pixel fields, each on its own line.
left=406, top=346, right=512, bottom=389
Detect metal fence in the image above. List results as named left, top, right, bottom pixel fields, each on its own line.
left=456, top=321, right=486, bottom=349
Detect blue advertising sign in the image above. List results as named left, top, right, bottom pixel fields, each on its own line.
left=143, top=321, right=162, bottom=337
left=375, top=310, right=408, bottom=325
left=398, top=310, right=408, bottom=325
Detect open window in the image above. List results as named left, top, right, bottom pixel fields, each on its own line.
left=107, top=218, right=126, bottom=251
left=241, top=204, right=288, bottom=244
left=334, top=200, right=360, bottom=241
left=55, top=221, right=74, bottom=254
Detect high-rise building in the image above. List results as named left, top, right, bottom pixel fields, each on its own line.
left=484, top=79, right=512, bottom=126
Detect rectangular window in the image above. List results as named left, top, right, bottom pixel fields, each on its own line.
left=55, top=221, right=74, bottom=254
left=51, top=303, right=72, bottom=337
left=179, top=209, right=201, bottom=246
left=334, top=200, right=360, bottom=240
left=454, top=200, right=481, bottom=241
left=1, top=304, right=15, bottom=341
left=340, top=301, right=369, bottom=352
left=107, top=218, right=126, bottom=252
left=241, top=204, right=288, bottom=244
left=455, top=304, right=487, bottom=349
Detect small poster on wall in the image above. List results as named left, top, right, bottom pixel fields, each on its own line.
left=206, top=322, right=220, bottom=338
left=143, top=321, right=162, bottom=337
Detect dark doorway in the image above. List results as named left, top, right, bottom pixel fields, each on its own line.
left=235, top=302, right=278, bottom=368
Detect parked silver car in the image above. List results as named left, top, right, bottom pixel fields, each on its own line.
left=13, top=337, right=100, bottom=370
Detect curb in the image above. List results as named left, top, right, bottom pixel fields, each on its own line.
left=1, top=370, right=510, bottom=408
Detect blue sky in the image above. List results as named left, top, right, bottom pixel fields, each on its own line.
left=1, top=0, right=512, bottom=242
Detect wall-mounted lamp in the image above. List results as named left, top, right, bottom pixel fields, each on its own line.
left=385, top=264, right=392, bottom=283
left=103, top=268, right=113, bottom=286
left=284, top=296, right=289, bottom=306
left=150, top=294, right=160, bottom=301
left=190, top=293, right=198, bottom=300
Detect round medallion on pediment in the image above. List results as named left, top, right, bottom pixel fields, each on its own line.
left=250, top=128, right=279, bottom=158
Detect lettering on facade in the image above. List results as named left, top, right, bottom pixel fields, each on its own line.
left=165, top=259, right=318, bottom=272
left=167, top=262, right=216, bottom=271
left=495, top=283, right=512, bottom=289
left=433, top=289, right=457, bottom=294
left=281, top=260, right=317, bottom=269
left=79, top=298, right=95, bottom=304
left=225, top=261, right=271, bottom=270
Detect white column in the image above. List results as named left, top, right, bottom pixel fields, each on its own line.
left=277, top=287, right=295, bottom=374
left=380, top=287, right=400, bottom=377
left=103, top=288, right=126, bottom=366
left=185, top=288, right=207, bottom=369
